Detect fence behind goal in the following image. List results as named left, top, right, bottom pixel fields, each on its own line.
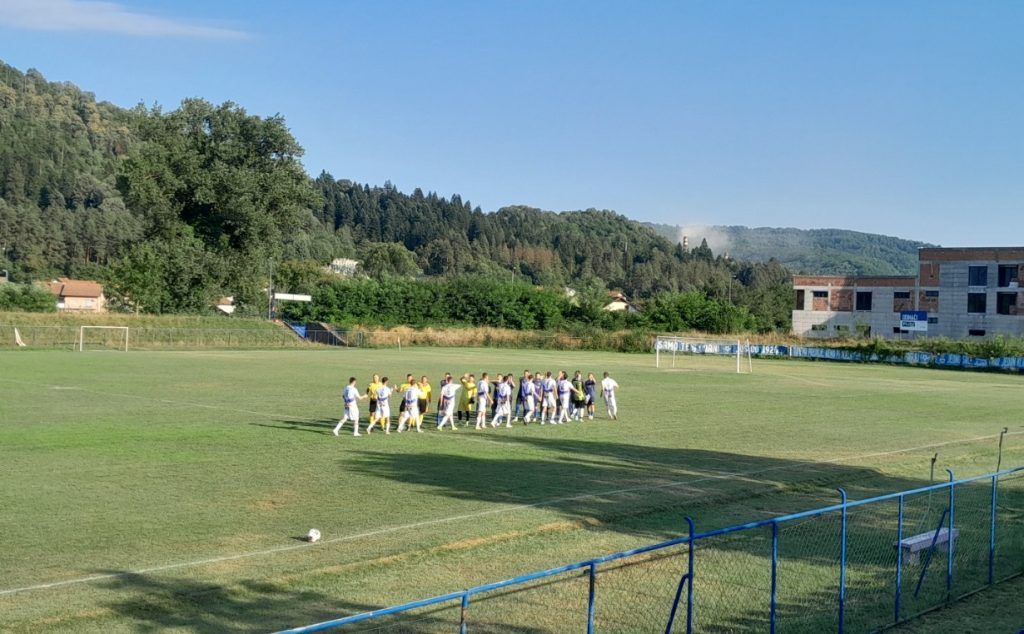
left=654, top=336, right=753, bottom=373
left=278, top=467, right=1024, bottom=633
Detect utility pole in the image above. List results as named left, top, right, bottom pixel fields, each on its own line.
left=267, top=259, right=274, bottom=320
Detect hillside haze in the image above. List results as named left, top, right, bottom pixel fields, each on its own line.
left=647, top=224, right=932, bottom=275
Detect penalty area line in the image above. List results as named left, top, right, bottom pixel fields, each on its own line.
left=1, top=429, right=1022, bottom=598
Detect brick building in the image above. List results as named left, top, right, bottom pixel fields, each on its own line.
left=792, top=247, right=1024, bottom=339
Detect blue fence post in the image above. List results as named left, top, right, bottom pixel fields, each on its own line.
left=770, top=521, right=778, bottom=634
left=895, top=494, right=904, bottom=624
left=838, top=488, right=848, bottom=634
left=989, top=473, right=998, bottom=585
left=587, top=561, right=597, bottom=634
left=664, top=517, right=695, bottom=634
left=459, top=591, right=469, bottom=634
left=945, top=469, right=955, bottom=599
left=686, top=516, right=695, bottom=634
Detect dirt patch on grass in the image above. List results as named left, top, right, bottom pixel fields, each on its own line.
left=249, top=490, right=297, bottom=512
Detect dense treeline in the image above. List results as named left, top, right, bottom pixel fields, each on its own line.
left=310, top=178, right=793, bottom=329
left=0, top=60, right=792, bottom=331
left=0, top=283, right=56, bottom=312
left=280, top=276, right=758, bottom=334
left=0, top=63, right=142, bottom=281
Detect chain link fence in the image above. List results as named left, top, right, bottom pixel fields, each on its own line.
left=279, top=467, right=1024, bottom=634
left=0, top=324, right=308, bottom=350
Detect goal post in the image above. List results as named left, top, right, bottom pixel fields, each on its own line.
left=78, top=326, right=129, bottom=352
left=655, top=336, right=753, bottom=373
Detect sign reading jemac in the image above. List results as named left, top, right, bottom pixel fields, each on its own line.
left=900, top=311, right=928, bottom=332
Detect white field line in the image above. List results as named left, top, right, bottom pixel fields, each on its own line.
left=1, top=375, right=1023, bottom=597
left=0, top=377, right=552, bottom=448
left=2, top=428, right=1023, bottom=597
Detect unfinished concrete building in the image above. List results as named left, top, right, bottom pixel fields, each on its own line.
left=792, top=247, right=1024, bottom=339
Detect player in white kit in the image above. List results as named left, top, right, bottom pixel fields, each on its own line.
left=555, top=371, right=572, bottom=424
left=521, top=372, right=537, bottom=424
left=397, top=382, right=422, bottom=433
left=601, top=372, right=619, bottom=420
left=436, top=377, right=461, bottom=430
left=541, top=371, right=557, bottom=424
left=474, top=373, right=492, bottom=430
left=490, top=375, right=514, bottom=428
left=333, top=377, right=367, bottom=437
left=366, top=377, right=393, bottom=434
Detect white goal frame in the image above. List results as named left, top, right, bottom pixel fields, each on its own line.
left=78, top=326, right=129, bottom=352
left=655, top=336, right=753, bottom=373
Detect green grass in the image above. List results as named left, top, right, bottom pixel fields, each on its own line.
left=1, top=348, right=1023, bottom=632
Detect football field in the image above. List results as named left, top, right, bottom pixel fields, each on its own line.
left=1, top=348, right=1023, bottom=632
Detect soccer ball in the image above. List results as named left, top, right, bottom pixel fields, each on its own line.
left=306, top=528, right=321, bottom=543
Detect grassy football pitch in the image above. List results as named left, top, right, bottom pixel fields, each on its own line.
left=1, top=348, right=1023, bottom=633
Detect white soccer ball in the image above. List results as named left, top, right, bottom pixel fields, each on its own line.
left=306, top=528, right=321, bottom=543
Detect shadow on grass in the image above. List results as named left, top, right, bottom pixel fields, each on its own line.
left=253, top=418, right=340, bottom=435
left=95, top=570, right=548, bottom=632
left=337, top=436, right=1024, bottom=632
left=342, top=435, right=936, bottom=534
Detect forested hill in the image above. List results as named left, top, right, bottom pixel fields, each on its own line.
left=313, top=177, right=746, bottom=297
left=0, top=63, right=142, bottom=278
left=0, top=61, right=792, bottom=330
left=648, top=224, right=932, bottom=275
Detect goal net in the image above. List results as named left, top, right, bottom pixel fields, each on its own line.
left=78, top=326, right=129, bottom=352
left=655, top=336, right=752, bottom=373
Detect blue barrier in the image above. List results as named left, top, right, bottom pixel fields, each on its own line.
left=283, top=320, right=307, bottom=339
left=277, top=467, right=1024, bottom=633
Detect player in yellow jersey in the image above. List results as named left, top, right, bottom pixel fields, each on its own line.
left=458, top=373, right=475, bottom=425
left=417, top=376, right=432, bottom=430
left=366, top=374, right=382, bottom=429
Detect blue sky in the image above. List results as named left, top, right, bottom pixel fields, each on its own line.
left=1, top=0, right=1021, bottom=246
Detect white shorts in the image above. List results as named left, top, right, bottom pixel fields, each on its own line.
left=443, top=399, right=455, bottom=415
left=525, top=395, right=536, bottom=410
left=344, top=403, right=359, bottom=420
left=378, top=403, right=390, bottom=420
left=497, top=401, right=511, bottom=416
left=404, top=405, right=419, bottom=418
left=543, top=393, right=556, bottom=408
left=605, top=395, right=617, bottom=409
left=559, top=395, right=570, bottom=408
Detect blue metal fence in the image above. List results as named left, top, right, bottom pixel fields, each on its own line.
left=654, top=339, right=1024, bottom=371
left=278, top=467, right=1024, bottom=633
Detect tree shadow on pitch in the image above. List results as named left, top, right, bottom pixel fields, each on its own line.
left=93, top=570, right=544, bottom=633
left=343, top=435, right=938, bottom=538
left=341, top=437, right=1024, bottom=632
left=252, top=417, right=340, bottom=435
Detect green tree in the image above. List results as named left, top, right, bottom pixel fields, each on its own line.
left=118, top=99, right=318, bottom=309
left=0, top=283, right=57, bottom=312
left=357, top=242, right=420, bottom=278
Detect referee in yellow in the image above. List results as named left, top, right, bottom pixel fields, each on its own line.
left=417, top=375, right=432, bottom=430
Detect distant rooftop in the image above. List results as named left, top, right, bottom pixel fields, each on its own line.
left=47, top=278, right=103, bottom=298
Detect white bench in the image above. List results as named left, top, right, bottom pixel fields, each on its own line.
left=897, top=528, right=959, bottom=565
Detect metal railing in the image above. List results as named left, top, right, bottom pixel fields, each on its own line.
left=278, top=467, right=1024, bottom=633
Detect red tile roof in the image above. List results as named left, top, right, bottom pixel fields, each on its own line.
left=47, top=278, right=104, bottom=298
